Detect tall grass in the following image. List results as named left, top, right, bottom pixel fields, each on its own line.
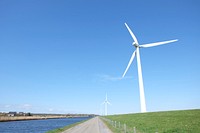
left=104, top=109, right=200, bottom=133
left=0, top=116, right=66, bottom=122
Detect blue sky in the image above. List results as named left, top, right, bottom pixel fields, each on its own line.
left=0, top=0, right=199, bottom=115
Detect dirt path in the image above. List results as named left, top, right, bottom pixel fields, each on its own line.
left=62, top=117, right=112, bottom=133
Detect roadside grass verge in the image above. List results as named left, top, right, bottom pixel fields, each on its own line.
left=103, top=109, right=200, bottom=133
left=46, top=120, right=87, bottom=133
left=101, top=118, right=120, bottom=133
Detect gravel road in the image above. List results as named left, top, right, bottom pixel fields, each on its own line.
left=62, top=117, right=112, bottom=133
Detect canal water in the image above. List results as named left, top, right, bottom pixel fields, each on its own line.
left=0, top=117, right=90, bottom=133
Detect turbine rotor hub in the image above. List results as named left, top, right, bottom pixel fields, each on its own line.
left=132, top=42, right=139, bottom=47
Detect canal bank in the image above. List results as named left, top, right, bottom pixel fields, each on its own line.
left=0, top=113, right=95, bottom=122
left=0, top=116, right=68, bottom=122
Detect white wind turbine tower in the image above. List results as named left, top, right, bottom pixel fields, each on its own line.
left=122, top=23, right=178, bottom=113
left=102, top=93, right=111, bottom=116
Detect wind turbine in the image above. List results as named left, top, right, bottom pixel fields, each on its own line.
left=102, top=93, right=111, bottom=116
left=122, top=23, right=178, bottom=113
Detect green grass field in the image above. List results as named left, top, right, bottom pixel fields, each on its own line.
left=104, top=109, right=200, bottom=133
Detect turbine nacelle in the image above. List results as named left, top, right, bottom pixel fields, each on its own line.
left=132, top=42, right=139, bottom=47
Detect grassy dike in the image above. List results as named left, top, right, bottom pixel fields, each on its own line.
left=103, top=109, right=200, bottom=133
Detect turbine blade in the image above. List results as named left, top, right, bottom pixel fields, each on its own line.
left=122, top=50, right=136, bottom=78
left=140, top=39, right=178, bottom=48
left=107, top=101, right=111, bottom=105
left=125, top=23, right=138, bottom=44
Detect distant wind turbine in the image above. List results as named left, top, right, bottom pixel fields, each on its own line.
left=122, top=23, right=178, bottom=113
left=102, top=93, right=111, bottom=116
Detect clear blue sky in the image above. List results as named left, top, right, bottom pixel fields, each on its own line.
left=0, top=0, right=199, bottom=115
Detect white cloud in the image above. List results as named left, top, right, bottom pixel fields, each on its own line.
left=98, top=74, right=133, bottom=81
left=48, top=108, right=54, bottom=112
left=0, top=104, right=33, bottom=112
left=5, top=105, right=11, bottom=108
left=20, top=104, right=32, bottom=109
left=0, top=104, right=81, bottom=114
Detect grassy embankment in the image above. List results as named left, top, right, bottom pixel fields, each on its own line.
left=103, top=109, right=200, bottom=133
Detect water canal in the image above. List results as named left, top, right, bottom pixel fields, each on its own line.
left=0, top=117, right=90, bottom=133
